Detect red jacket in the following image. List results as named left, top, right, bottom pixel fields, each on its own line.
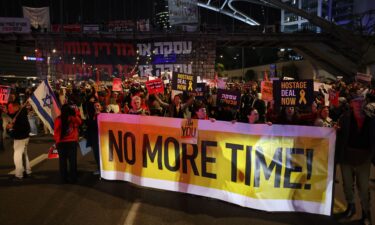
left=54, top=113, right=82, bottom=144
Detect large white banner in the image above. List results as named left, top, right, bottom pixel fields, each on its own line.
left=0, top=17, right=30, bottom=33
left=22, top=7, right=50, bottom=30
left=98, top=114, right=336, bottom=215
left=168, top=0, right=198, bottom=25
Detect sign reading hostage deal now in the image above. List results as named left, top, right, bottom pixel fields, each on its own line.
left=273, top=80, right=313, bottom=107
left=172, top=72, right=197, bottom=92
left=98, top=114, right=336, bottom=215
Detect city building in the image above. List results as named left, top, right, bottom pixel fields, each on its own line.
left=281, top=0, right=375, bottom=33
left=281, top=0, right=330, bottom=33
left=154, top=0, right=170, bottom=30
left=333, top=0, right=375, bottom=33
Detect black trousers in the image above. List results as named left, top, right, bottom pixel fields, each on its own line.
left=0, top=129, right=4, bottom=150
left=57, top=141, right=78, bottom=182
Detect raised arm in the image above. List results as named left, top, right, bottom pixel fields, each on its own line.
left=154, top=94, right=169, bottom=108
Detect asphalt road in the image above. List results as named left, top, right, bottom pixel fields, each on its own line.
left=0, top=135, right=374, bottom=225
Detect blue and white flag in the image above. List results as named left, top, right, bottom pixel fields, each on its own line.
left=28, top=80, right=61, bottom=135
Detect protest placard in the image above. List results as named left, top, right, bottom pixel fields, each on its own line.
left=145, top=79, right=164, bottom=95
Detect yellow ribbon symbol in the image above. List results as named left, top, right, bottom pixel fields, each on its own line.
left=299, top=90, right=307, bottom=104
left=188, top=81, right=193, bottom=91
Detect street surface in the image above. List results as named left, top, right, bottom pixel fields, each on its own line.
left=0, top=134, right=374, bottom=225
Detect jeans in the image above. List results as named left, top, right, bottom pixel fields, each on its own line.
left=0, top=128, right=4, bottom=150
left=28, top=115, right=38, bottom=135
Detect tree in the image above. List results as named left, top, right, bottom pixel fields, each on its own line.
left=215, top=63, right=225, bottom=77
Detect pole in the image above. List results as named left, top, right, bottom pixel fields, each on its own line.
left=242, top=47, right=245, bottom=79
left=60, top=0, right=64, bottom=80
left=60, top=0, right=63, bottom=34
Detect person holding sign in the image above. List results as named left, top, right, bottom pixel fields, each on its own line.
left=154, top=94, right=194, bottom=119
left=275, top=107, right=301, bottom=125
left=148, top=95, right=165, bottom=116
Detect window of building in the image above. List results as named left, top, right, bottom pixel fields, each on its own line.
left=283, top=24, right=299, bottom=32
left=284, top=13, right=298, bottom=22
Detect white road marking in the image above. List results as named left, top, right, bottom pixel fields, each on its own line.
left=123, top=200, right=141, bottom=225
left=8, top=153, right=48, bottom=175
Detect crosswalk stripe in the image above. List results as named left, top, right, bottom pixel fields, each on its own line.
left=8, top=153, right=48, bottom=175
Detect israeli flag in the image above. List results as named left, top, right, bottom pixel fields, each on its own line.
left=29, top=79, right=61, bottom=135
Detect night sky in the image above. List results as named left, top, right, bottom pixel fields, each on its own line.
left=0, top=0, right=281, bottom=70
left=0, top=0, right=280, bottom=27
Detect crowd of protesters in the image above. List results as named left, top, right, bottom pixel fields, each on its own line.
left=1, top=76, right=375, bottom=224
